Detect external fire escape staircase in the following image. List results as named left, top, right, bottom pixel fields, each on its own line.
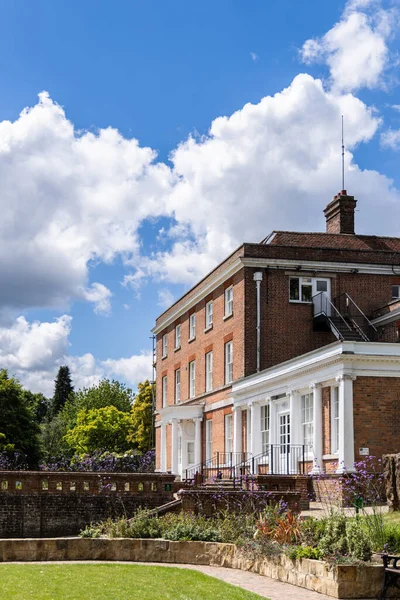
left=312, top=292, right=377, bottom=342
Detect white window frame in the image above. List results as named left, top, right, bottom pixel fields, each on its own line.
left=162, top=334, right=168, bottom=358
left=301, top=392, right=314, bottom=447
left=175, top=324, right=181, bottom=349
left=225, top=340, right=233, bottom=384
left=289, top=276, right=330, bottom=304
left=330, top=387, right=339, bottom=455
left=205, top=351, right=213, bottom=392
left=261, top=404, right=270, bottom=453
left=187, top=441, right=195, bottom=465
left=392, top=285, right=400, bottom=300
left=189, top=360, right=196, bottom=398
left=224, top=286, right=233, bottom=317
left=175, top=368, right=181, bottom=404
left=189, top=313, right=196, bottom=340
left=206, top=420, right=213, bottom=461
left=225, top=414, right=233, bottom=454
left=205, top=301, right=213, bottom=329
left=162, top=376, right=167, bottom=408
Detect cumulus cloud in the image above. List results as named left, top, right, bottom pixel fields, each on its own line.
left=0, top=314, right=151, bottom=395
left=0, top=91, right=174, bottom=313
left=300, top=0, right=397, bottom=92
left=81, top=283, right=112, bottom=315
left=157, top=288, right=175, bottom=309
left=381, top=128, right=400, bottom=149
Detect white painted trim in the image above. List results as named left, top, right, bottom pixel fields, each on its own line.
left=241, top=257, right=400, bottom=275
left=371, top=308, right=400, bottom=326
left=158, top=403, right=204, bottom=424
left=152, top=258, right=242, bottom=334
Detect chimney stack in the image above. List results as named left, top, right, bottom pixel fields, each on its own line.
left=324, top=190, right=357, bottom=235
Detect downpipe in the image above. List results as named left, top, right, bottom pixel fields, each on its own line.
left=253, top=271, right=263, bottom=372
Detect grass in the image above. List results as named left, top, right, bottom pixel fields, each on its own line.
left=383, top=512, right=400, bottom=527
left=0, top=563, right=267, bottom=600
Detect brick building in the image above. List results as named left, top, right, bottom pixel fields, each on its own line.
left=153, top=191, right=400, bottom=479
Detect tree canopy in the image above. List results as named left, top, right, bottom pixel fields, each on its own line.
left=52, top=365, right=74, bottom=416
left=128, top=380, right=154, bottom=453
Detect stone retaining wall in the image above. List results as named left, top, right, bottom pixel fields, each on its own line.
left=0, top=537, right=390, bottom=599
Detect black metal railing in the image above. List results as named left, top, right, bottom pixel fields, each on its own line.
left=313, top=291, right=353, bottom=339
left=235, top=444, right=310, bottom=477
left=184, top=452, right=250, bottom=482
left=334, top=293, right=376, bottom=341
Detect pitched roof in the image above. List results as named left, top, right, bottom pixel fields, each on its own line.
left=263, top=231, right=400, bottom=253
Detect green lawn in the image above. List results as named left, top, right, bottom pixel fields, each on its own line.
left=0, top=564, right=267, bottom=600
left=383, top=512, right=400, bottom=526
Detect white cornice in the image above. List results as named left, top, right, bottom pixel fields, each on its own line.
left=371, top=307, right=400, bottom=326
left=152, top=258, right=243, bottom=334
left=241, top=257, right=400, bottom=275
left=158, top=403, right=204, bottom=423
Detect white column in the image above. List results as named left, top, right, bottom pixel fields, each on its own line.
left=194, top=417, right=202, bottom=467
left=160, top=422, right=167, bottom=472
left=269, top=398, right=277, bottom=445
left=336, top=374, right=356, bottom=474
left=171, top=419, right=179, bottom=475
left=311, top=383, right=323, bottom=474
left=233, top=406, right=243, bottom=455
left=250, top=401, right=262, bottom=456
left=289, top=389, right=302, bottom=445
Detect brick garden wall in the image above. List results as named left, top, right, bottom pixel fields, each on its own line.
left=0, top=472, right=175, bottom=538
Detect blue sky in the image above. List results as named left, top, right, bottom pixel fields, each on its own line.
left=0, top=0, right=399, bottom=395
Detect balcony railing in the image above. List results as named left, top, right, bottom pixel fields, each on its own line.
left=185, top=452, right=249, bottom=482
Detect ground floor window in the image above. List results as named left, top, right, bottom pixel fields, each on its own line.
left=301, top=392, right=313, bottom=447
left=206, top=420, right=213, bottom=461
left=187, top=441, right=195, bottom=465
left=331, top=387, right=339, bottom=454
left=224, top=414, right=233, bottom=454
left=261, top=404, right=270, bottom=453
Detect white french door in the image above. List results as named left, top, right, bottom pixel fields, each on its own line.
left=278, top=413, right=291, bottom=473
left=312, top=278, right=331, bottom=316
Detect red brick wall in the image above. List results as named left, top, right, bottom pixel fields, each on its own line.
left=353, top=377, right=400, bottom=460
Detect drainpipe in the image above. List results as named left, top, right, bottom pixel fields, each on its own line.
left=253, top=271, right=263, bottom=372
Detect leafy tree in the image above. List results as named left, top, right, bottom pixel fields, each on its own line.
left=52, top=365, right=74, bottom=416
left=64, top=406, right=133, bottom=455
left=40, top=413, right=71, bottom=461
left=0, top=370, right=41, bottom=467
left=128, top=380, right=154, bottom=452
left=23, top=390, right=51, bottom=424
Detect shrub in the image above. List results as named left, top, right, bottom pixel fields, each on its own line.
left=288, top=545, right=323, bottom=560
left=318, top=511, right=348, bottom=557
left=256, top=509, right=301, bottom=544
left=299, top=517, right=326, bottom=546
left=346, top=521, right=372, bottom=562
left=160, top=513, right=221, bottom=542
left=382, top=524, right=400, bottom=553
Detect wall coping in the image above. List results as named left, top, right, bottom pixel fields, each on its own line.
left=0, top=537, right=385, bottom=599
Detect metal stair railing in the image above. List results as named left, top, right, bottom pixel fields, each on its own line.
left=184, top=452, right=250, bottom=483
left=312, top=291, right=353, bottom=340
left=334, top=293, right=377, bottom=342
left=234, top=444, right=310, bottom=480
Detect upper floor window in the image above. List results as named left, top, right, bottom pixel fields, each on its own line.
left=189, top=360, right=196, bottom=398
left=392, top=285, right=400, bottom=300
left=301, top=392, right=313, bottom=447
left=162, top=334, right=168, bottom=358
left=205, top=351, right=213, bottom=392
left=224, top=286, right=233, bottom=317
left=175, top=324, right=181, bottom=350
left=205, top=301, right=213, bottom=329
left=225, top=341, right=233, bottom=384
left=290, top=276, right=330, bottom=304
left=162, top=376, right=167, bottom=408
left=189, top=313, right=196, bottom=340
left=261, top=404, right=270, bottom=453
left=175, top=368, right=181, bottom=404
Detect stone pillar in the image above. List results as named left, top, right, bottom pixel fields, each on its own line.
left=233, top=406, right=243, bottom=455
left=250, top=401, right=262, bottom=457
left=336, top=374, right=356, bottom=474
left=311, top=383, right=323, bottom=474
left=160, top=422, right=167, bottom=472
left=194, top=417, right=202, bottom=467
left=171, top=418, right=179, bottom=475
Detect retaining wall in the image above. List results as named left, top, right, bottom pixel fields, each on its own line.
left=0, top=537, right=391, bottom=599
left=0, top=472, right=175, bottom=537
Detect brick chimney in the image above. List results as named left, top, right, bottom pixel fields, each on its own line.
left=324, top=190, right=357, bottom=234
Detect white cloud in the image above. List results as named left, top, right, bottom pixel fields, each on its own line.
left=300, top=0, right=397, bottom=92
left=0, top=91, right=174, bottom=313
left=0, top=314, right=151, bottom=395
left=250, top=52, right=259, bottom=61
left=81, top=282, right=112, bottom=315
left=157, top=288, right=175, bottom=309
left=381, top=128, right=400, bottom=149
left=392, top=104, right=400, bottom=111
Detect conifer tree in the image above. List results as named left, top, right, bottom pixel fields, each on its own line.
left=52, top=365, right=74, bottom=416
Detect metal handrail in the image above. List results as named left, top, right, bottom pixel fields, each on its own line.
left=313, top=292, right=352, bottom=331
left=337, top=293, right=377, bottom=332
